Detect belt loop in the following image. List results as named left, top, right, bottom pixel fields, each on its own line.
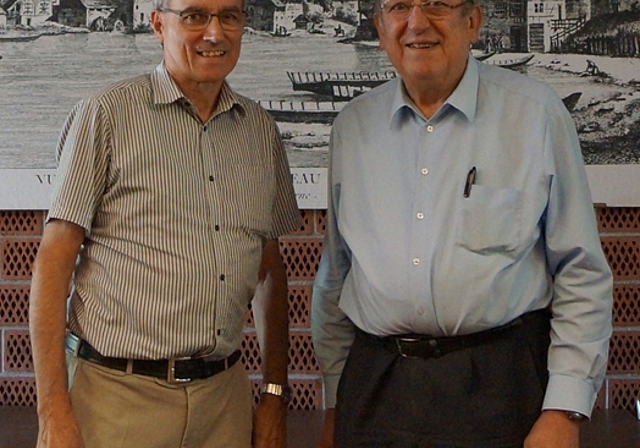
left=125, top=359, right=134, bottom=375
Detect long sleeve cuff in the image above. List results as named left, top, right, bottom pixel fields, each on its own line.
left=542, top=373, right=598, bottom=418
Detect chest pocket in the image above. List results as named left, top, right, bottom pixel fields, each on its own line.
left=217, top=162, right=273, bottom=235
left=456, top=185, right=523, bottom=254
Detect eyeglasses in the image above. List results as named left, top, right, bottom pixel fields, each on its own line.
left=160, top=7, right=246, bottom=31
left=380, top=0, right=473, bottom=20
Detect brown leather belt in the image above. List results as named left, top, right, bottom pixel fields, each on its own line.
left=374, top=308, right=550, bottom=359
left=65, top=333, right=240, bottom=384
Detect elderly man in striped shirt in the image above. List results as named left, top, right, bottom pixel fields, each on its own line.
left=29, top=0, right=300, bottom=447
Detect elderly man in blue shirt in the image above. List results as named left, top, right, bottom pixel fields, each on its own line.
left=311, top=0, right=613, bottom=447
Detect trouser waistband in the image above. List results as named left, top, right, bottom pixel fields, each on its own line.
left=65, top=333, right=240, bottom=384
left=369, top=308, right=551, bottom=359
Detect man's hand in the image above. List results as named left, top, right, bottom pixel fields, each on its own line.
left=37, top=407, right=85, bottom=448
left=252, top=393, right=287, bottom=448
left=524, top=410, right=580, bottom=448
left=317, top=408, right=336, bottom=448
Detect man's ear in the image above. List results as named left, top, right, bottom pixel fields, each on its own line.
left=150, top=10, right=164, bottom=43
left=467, top=4, right=483, bottom=44
left=373, top=14, right=385, bottom=51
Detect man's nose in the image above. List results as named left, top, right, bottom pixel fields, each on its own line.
left=204, top=14, right=225, bottom=39
left=407, top=4, right=433, bottom=29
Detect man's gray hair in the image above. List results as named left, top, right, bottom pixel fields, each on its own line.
left=373, top=0, right=383, bottom=16
left=151, top=0, right=247, bottom=10
left=151, top=0, right=168, bottom=10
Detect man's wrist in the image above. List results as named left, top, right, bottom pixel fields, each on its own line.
left=542, top=409, right=589, bottom=425
left=563, top=411, right=588, bottom=423
left=260, top=382, right=293, bottom=404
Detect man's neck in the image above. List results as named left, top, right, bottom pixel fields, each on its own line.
left=171, top=74, right=224, bottom=123
left=403, top=76, right=460, bottom=120
left=186, top=82, right=224, bottom=123
left=402, top=61, right=469, bottom=120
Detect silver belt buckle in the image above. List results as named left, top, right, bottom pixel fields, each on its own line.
left=167, top=356, right=192, bottom=384
left=396, top=336, right=440, bottom=358
left=395, top=337, right=421, bottom=358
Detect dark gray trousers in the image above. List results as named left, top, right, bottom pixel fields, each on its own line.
left=335, top=310, right=551, bottom=448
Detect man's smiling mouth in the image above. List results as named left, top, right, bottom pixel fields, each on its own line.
left=407, top=43, right=436, bottom=48
left=200, top=50, right=226, bottom=57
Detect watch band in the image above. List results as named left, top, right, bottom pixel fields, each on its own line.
left=260, top=383, right=293, bottom=403
left=564, top=411, right=588, bottom=423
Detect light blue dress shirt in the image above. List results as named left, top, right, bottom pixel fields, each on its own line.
left=312, top=55, right=613, bottom=416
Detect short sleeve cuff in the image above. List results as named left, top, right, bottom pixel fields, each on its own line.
left=543, top=373, right=598, bottom=418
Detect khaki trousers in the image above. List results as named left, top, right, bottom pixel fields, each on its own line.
left=67, top=355, right=252, bottom=448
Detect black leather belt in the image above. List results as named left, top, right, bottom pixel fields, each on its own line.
left=375, top=308, right=550, bottom=359
left=65, top=334, right=240, bottom=384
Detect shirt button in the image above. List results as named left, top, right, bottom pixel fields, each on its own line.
left=220, top=274, right=225, bottom=281
left=215, top=224, right=220, bottom=231
left=421, top=168, right=429, bottom=175
left=416, top=212, right=424, bottom=220
left=412, top=258, right=420, bottom=265
left=417, top=307, right=425, bottom=315
left=426, top=125, right=434, bottom=133
left=209, top=175, right=214, bottom=182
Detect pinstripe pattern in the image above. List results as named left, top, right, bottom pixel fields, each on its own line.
left=48, top=63, right=300, bottom=360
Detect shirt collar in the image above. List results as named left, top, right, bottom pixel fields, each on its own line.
left=446, top=54, right=478, bottom=122
left=389, top=53, right=479, bottom=128
left=150, top=62, right=244, bottom=117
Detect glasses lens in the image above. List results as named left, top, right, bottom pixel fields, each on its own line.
left=180, top=10, right=211, bottom=29
left=383, top=1, right=412, bottom=17
left=218, top=10, right=245, bottom=30
left=424, top=2, right=451, bottom=16
left=382, top=1, right=463, bottom=19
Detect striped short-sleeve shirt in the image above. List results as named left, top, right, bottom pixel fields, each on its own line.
left=48, top=63, right=301, bottom=360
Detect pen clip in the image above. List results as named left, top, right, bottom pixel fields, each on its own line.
left=463, top=166, right=476, bottom=198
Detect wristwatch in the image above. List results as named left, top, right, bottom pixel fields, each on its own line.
left=260, top=383, right=293, bottom=403
left=564, top=411, right=588, bottom=423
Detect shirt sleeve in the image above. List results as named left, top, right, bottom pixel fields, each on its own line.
left=48, top=98, right=111, bottom=233
left=266, top=121, right=301, bottom=239
left=541, top=99, right=613, bottom=417
left=311, top=125, right=356, bottom=408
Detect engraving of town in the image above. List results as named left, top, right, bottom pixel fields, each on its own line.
left=1, top=0, right=639, bottom=208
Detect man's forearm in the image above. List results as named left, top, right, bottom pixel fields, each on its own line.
left=252, top=239, right=289, bottom=384
left=30, top=220, right=84, bottom=416
left=30, top=284, right=71, bottom=417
